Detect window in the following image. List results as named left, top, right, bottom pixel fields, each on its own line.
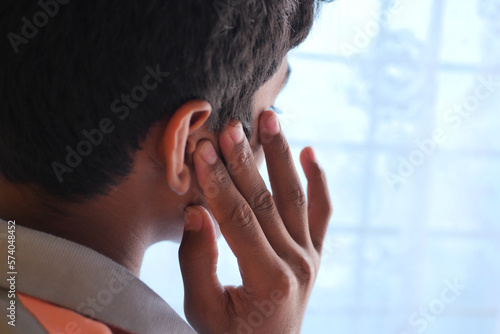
left=141, top=1, right=500, bottom=332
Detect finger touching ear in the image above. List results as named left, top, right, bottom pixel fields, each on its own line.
left=159, top=100, right=212, bottom=195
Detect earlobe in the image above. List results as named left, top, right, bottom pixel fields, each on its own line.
left=159, top=100, right=211, bottom=195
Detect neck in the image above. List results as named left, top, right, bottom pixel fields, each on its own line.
left=0, top=180, right=154, bottom=276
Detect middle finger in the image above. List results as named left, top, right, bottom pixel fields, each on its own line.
left=218, top=121, right=298, bottom=256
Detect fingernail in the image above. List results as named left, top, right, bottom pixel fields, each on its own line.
left=265, top=113, right=280, bottom=135
left=230, top=123, right=244, bottom=144
left=200, top=142, right=217, bottom=165
left=184, top=208, right=203, bottom=232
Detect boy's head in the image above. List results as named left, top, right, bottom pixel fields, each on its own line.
left=1, top=0, right=321, bottom=239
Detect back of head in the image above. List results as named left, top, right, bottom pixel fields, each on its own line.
left=0, top=0, right=320, bottom=200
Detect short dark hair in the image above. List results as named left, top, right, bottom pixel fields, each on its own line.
left=1, top=0, right=322, bottom=200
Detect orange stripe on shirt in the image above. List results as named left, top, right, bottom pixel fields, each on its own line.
left=17, top=292, right=112, bottom=334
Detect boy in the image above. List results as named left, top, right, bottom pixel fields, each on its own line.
left=0, top=1, right=332, bottom=332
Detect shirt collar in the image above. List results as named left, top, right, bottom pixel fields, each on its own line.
left=0, top=219, right=195, bottom=333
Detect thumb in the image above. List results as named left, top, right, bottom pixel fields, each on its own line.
left=178, top=206, right=225, bottom=325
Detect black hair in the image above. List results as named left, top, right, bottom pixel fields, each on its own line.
left=0, top=0, right=323, bottom=200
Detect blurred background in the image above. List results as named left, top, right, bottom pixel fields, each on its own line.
left=141, top=0, right=500, bottom=333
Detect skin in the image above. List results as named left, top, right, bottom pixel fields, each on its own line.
left=0, top=57, right=332, bottom=333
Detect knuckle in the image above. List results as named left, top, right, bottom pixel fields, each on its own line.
left=236, top=148, right=252, bottom=166
left=226, top=148, right=252, bottom=176
left=230, top=203, right=255, bottom=232
left=275, top=140, right=290, bottom=156
left=226, top=159, right=242, bottom=176
left=251, top=190, right=275, bottom=216
left=276, top=266, right=297, bottom=295
left=291, top=254, right=317, bottom=284
left=285, top=186, right=307, bottom=207
left=211, top=166, right=231, bottom=189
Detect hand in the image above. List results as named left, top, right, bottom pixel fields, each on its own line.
left=178, top=110, right=332, bottom=334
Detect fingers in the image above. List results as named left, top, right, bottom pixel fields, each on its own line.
left=192, top=141, right=283, bottom=286
left=181, top=114, right=333, bottom=333
left=178, top=206, right=225, bottom=326
left=299, top=147, right=333, bottom=253
left=218, top=121, right=298, bottom=256
left=259, top=110, right=310, bottom=246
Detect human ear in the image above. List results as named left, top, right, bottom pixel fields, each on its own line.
left=158, top=100, right=211, bottom=195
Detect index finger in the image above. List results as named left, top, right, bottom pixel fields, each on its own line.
left=192, top=140, right=285, bottom=288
